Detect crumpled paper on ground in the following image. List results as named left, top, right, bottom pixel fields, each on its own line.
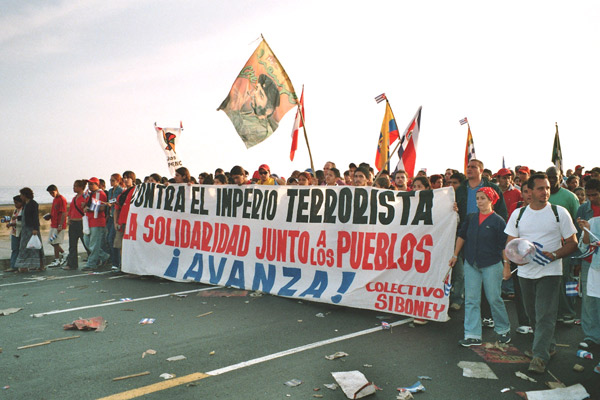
left=526, top=383, right=589, bottom=400
left=457, top=361, right=498, bottom=379
left=331, top=371, right=377, bottom=399
left=63, top=316, right=106, bottom=332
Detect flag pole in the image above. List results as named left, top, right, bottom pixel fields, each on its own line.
left=297, top=104, right=315, bottom=173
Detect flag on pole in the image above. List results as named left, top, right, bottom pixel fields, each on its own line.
left=464, top=124, right=476, bottom=174
left=459, top=117, right=468, bottom=125
left=375, top=101, right=399, bottom=171
left=394, top=106, right=423, bottom=178
left=155, top=122, right=183, bottom=177
left=375, top=93, right=387, bottom=104
left=552, top=122, right=563, bottom=174
left=218, top=38, right=297, bottom=148
left=290, top=86, right=304, bottom=161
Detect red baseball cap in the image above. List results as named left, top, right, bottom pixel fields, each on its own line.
left=88, top=177, right=100, bottom=185
left=495, top=168, right=512, bottom=177
left=517, top=166, right=530, bottom=174
left=258, top=164, right=270, bottom=173
left=575, top=165, right=584, bottom=170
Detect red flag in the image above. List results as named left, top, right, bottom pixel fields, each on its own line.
left=290, top=87, right=304, bottom=161
left=394, top=106, right=422, bottom=178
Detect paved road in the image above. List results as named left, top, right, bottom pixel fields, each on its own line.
left=1, top=267, right=599, bottom=400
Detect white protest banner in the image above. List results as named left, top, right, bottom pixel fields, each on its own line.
left=122, top=184, right=457, bottom=321
left=154, top=122, right=183, bottom=177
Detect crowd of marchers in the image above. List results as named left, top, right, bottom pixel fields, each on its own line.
left=4, top=161, right=600, bottom=375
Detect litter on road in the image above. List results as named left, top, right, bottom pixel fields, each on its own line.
left=0, top=308, right=22, bottom=316
left=63, top=317, right=106, bottom=331
left=284, top=379, right=302, bottom=387
left=525, top=383, right=590, bottom=400
left=457, top=361, right=498, bottom=379
left=331, top=370, right=378, bottom=399
left=139, top=318, right=155, bottom=324
left=515, top=371, right=537, bottom=382
left=112, top=371, right=151, bottom=381
left=196, top=311, right=213, bottom=317
left=142, top=349, right=157, bottom=358
left=397, top=381, right=425, bottom=393
left=166, top=355, right=187, bottom=361
left=159, top=373, right=176, bottom=380
left=325, top=351, right=348, bottom=360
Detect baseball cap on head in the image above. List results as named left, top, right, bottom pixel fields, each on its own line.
left=88, top=177, right=100, bottom=185
left=258, top=164, right=270, bottom=173
left=495, top=168, right=512, bottom=177
left=518, top=166, right=530, bottom=174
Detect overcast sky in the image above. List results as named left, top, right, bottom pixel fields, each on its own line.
left=2, top=0, right=599, bottom=187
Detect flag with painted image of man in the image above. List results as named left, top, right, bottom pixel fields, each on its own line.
left=218, top=38, right=298, bottom=148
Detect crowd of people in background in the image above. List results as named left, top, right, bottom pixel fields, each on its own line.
left=4, top=161, right=600, bottom=375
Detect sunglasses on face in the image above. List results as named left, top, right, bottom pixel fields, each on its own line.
left=259, top=171, right=268, bottom=175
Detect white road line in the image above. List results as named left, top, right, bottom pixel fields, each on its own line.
left=0, top=271, right=112, bottom=287
left=206, top=318, right=412, bottom=376
left=31, top=286, right=220, bottom=317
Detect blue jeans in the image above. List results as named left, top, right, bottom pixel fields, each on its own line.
left=581, top=261, right=600, bottom=344
left=464, top=260, right=511, bottom=339
left=84, top=226, right=109, bottom=268
left=105, top=219, right=120, bottom=268
left=10, top=234, right=20, bottom=269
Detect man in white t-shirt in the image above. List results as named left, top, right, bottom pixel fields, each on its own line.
left=505, top=173, right=577, bottom=374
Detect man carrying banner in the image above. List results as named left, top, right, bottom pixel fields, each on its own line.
left=505, top=173, right=577, bottom=373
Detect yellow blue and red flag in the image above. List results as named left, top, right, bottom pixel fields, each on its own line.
left=464, top=124, right=476, bottom=174
left=375, top=101, right=399, bottom=171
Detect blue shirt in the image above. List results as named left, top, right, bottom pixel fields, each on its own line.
left=459, top=211, right=507, bottom=268
left=466, top=181, right=484, bottom=216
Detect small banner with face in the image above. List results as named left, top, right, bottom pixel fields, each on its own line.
left=155, top=122, right=183, bottom=177
left=218, top=39, right=297, bottom=148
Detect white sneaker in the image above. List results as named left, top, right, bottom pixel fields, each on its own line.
left=516, top=325, right=533, bottom=334
left=482, top=318, right=495, bottom=328
left=59, top=253, right=68, bottom=265
left=48, top=259, right=61, bottom=268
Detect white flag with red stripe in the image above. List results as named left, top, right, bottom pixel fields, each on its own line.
left=290, top=87, right=304, bottom=161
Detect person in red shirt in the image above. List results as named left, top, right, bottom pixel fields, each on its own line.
left=46, top=184, right=68, bottom=267
left=113, top=171, right=137, bottom=272
left=495, top=168, right=522, bottom=212
left=82, top=177, right=109, bottom=270
left=63, top=179, right=89, bottom=270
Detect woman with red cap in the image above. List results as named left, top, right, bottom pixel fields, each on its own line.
left=449, top=187, right=512, bottom=347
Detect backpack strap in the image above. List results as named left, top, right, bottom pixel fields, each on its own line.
left=515, top=205, right=528, bottom=229
left=551, top=204, right=560, bottom=223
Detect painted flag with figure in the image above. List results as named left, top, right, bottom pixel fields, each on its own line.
left=218, top=38, right=297, bottom=148
left=394, top=106, right=423, bottom=178
left=155, top=122, right=183, bottom=177
left=375, top=101, right=399, bottom=171
left=464, top=124, right=476, bottom=174
left=552, top=122, right=563, bottom=173
left=290, top=86, right=304, bottom=161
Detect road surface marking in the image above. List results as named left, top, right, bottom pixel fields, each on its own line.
left=97, top=318, right=412, bottom=400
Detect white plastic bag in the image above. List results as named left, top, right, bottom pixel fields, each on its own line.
left=82, top=215, right=90, bottom=235
left=26, top=235, right=42, bottom=250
